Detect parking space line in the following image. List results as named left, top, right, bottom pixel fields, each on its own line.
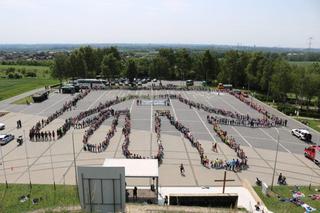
left=86, top=90, right=111, bottom=110
left=36, top=95, right=70, bottom=115
left=167, top=90, right=199, bottom=186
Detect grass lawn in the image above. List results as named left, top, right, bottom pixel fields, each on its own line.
left=288, top=61, right=319, bottom=67
left=0, top=65, right=51, bottom=78
left=0, top=184, right=79, bottom=213
left=0, top=78, right=58, bottom=101
left=12, top=95, right=34, bottom=105
left=295, top=117, right=320, bottom=133
left=254, top=185, right=320, bottom=213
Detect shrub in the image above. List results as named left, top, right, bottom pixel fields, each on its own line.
left=25, top=71, right=37, bottom=77
left=7, top=72, right=22, bottom=79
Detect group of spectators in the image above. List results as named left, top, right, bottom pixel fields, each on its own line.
left=29, top=90, right=90, bottom=142
left=178, top=95, right=280, bottom=128
left=82, top=109, right=112, bottom=152
left=229, top=91, right=288, bottom=126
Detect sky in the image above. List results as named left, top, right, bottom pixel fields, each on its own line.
left=0, top=0, right=319, bottom=48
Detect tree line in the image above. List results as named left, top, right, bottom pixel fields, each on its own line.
left=52, top=46, right=320, bottom=108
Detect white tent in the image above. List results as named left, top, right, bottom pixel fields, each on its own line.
left=103, top=159, right=158, bottom=178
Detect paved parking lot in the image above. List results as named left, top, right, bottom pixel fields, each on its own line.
left=0, top=86, right=320, bottom=188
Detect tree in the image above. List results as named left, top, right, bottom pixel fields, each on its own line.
left=176, top=49, right=192, bottom=80
left=150, top=56, right=170, bottom=80
left=201, top=50, right=220, bottom=82
left=270, top=60, right=293, bottom=102
left=79, top=46, right=96, bottom=78
left=52, top=53, right=68, bottom=85
left=69, top=50, right=88, bottom=79
left=100, top=54, right=119, bottom=81
left=126, top=59, right=137, bottom=83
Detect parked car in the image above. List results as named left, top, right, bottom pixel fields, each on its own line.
left=0, top=134, right=15, bottom=145
left=152, top=78, right=157, bottom=82
left=291, top=128, right=312, bottom=142
left=0, top=123, right=5, bottom=130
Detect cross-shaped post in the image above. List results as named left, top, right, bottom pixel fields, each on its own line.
left=214, top=171, right=235, bottom=193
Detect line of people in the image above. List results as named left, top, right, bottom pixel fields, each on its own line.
left=154, top=113, right=164, bottom=164
left=162, top=111, right=208, bottom=167
left=29, top=90, right=90, bottom=142
left=178, top=95, right=280, bottom=128
left=229, top=91, right=288, bottom=126
left=82, top=109, right=112, bottom=149
left=207, top=115, right=274, bottom=128
left=212, top=122, right=248, bottom=167
left=84, top=110, right=120, bottom=153
left=121, top=111, right=164, bottom=162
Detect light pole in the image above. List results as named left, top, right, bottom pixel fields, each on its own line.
left=271, top=127, right=280, bottom=190
left=23, top=130, right=32, bottom=190
left=0, top=142, right=8, bottom=188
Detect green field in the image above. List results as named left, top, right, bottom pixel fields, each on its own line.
left=0, top=65, right=59, bottom=101
left=0, top=78, right=58, bottom=101
left=0, top=64, right=51, bottom=78
left=295, top=117, right=320, bottom=133
left=254, top=185, right=320, bottom=213
left=0, top=184, right=79, bottom=213
left=288, top=61, right=319, bottom=67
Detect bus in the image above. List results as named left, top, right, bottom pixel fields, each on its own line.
left=76, top=79, right=108, bottom=89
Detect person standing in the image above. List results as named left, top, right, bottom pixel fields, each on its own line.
left=133, top=186, right=138, bottom=201
left=180, top=163, right=185, bottom=176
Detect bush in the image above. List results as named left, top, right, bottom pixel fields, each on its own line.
left=277, top=104, right=296, bottom=115
left=25, top=71, right=37, bottom=77
left=7, top=72, right=22, bottom=79
left=5, top=67, right=15, bottom=75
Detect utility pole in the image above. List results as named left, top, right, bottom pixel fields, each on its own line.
left=308, top=37, right=313, bottom=50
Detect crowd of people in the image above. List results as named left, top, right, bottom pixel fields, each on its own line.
left=178, top=95, right=281, bottom=128
left=229, top=91, right=288, bottom=126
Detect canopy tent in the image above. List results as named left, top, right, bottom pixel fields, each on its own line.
left=103, top=159, right=158, bottom=177
left=103, top=159, right=159, bottom=198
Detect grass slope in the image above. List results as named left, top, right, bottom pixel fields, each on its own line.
left=0, top=184, right=79, bottom=213
left=254, top=185, right=320, bottom=213
left=0, top=78, right=58, bottom=101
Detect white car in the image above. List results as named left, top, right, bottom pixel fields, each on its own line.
left=0, top=123, right=5, bottom=130
left=291, top=128, right=312, bottom=142
left=0, top=134, right=15, bottom=145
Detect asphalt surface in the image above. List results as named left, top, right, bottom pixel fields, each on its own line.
left=0, top=83, right=320, bottom=187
